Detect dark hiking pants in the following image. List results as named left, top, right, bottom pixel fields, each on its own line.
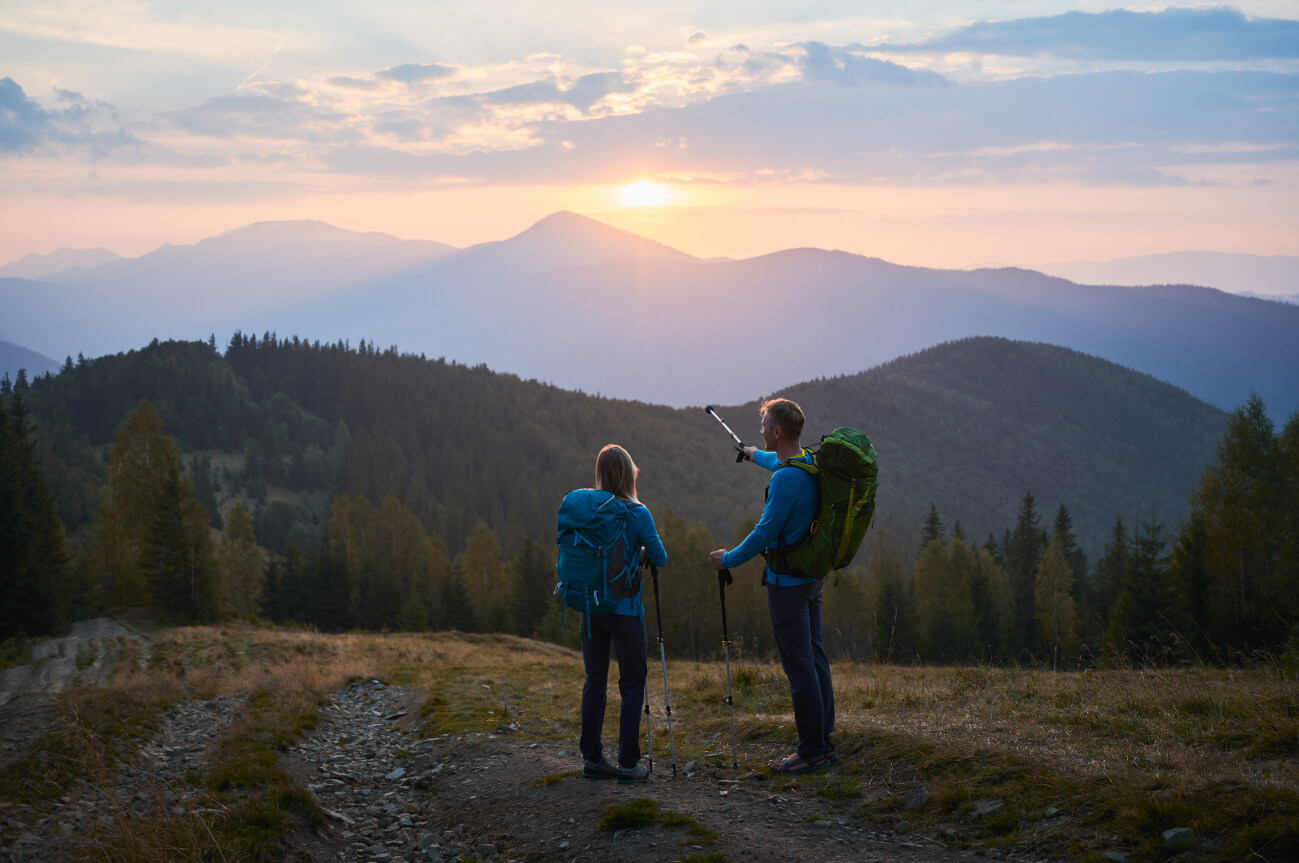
left=580, top=612, right=648, bottom=769
left=767, top=579, right=835, bottom=760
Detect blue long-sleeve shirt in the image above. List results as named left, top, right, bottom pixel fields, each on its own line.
left=615, top=502, right=667, bottom=615
left=721, top=449, right=817, bottom=586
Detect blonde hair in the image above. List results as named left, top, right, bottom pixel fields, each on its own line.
left=595, top=444, right=639, bottom=502
left=761, top=397, right=805, bottom=438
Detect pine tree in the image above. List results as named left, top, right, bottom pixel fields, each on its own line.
left=1007, top=491, right=1043, bottom=656
left=141, top=461, right=219, bottom=622
left=983, top=532, right=1002, bottom=566
left=952, top=520, right=967, bottom=544
left=1052, top=504, right=1092, bottom=653
left=511, top=537, right=555, bottom=639
left=1092, top=519, right=1129, bottom=630
left=1192, top=394, right=1287, bottom=651
left=1104, top=520, right=1169, bottom=662
left=918, top=503, right=945, bottom=552
left=0, top=395, right=69, bottom=638
left=190, top=455, right=222, bottom=529
left=97, top=400, right=181, bottom=608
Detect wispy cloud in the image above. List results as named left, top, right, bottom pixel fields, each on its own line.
left=375, top=62, right=458, bottom=84
left=4, top=6, right=1297, bottom=200
left=872, top=8, right=1299, bottom=61
left=0, top=77, right=135, bottom=155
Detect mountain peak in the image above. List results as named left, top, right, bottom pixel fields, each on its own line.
left=496, top=211, right=696, bottom=266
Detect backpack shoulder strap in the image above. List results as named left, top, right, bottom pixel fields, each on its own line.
left=778, top=447, right=819, bottom=475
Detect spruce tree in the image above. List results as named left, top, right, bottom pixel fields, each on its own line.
left=1092, top=519, right=1129, bottom=629
left=1104, top=520, right=1169, bottom=662
left=1007, top=491, right=1043, bottom=656
left=511, top=538, right=555, bottom=639
left=952, top=520, right=967, bottom=544
left=918, top=503, right=945, bottom=552
left=0, top=395, right=69, bottom=638
left=1192, top=394, right=1286, bottom=651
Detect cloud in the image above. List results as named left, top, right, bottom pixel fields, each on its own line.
left=873, top=8, right=1299, bottom=62
left=326, top=65, right=1293, bottom=188
left=375, top=62, right=457, bottom=85
left=327, top=76, right=381, bottom=91
left=0, top=77, right=135, bottom=154
left=480, top=71, right=637, bottom=111
left=801, top=42, right=947, bottom=87
left=162, top=93, right=353, bottom=143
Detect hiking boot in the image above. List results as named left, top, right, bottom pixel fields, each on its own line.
left=617, top=762, right=650, bottom=784
left=582, top=757, right=617, bottom=779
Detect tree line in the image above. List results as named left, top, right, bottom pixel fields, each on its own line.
left=4, top=358, right=1295, bottom=665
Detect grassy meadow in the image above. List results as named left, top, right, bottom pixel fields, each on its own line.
left=1, top=624, right=1296, bottom=861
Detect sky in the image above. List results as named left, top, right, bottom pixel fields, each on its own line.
left=2, top=1, right=1297, bottom=269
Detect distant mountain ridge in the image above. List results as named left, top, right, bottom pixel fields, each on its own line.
left=3, top=213, right=1295, bottom=421
left=0, top=339, right=61, bottom=383
left=0, top=247, right=120, bottom=280
left=1040, top=251, right=1299, bottom=298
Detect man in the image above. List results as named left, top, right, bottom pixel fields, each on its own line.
left=709, top=397, right=835, bottom=774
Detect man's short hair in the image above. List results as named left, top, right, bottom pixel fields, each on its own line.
left=761, top=397, right=805, bottom=438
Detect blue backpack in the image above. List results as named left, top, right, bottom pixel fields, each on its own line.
left=555, top=489, right=643, bottom=625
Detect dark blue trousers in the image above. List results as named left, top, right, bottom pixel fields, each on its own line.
left=767, top=580, right=835, bottom=760
left=579, top=612, right=648, bottom=769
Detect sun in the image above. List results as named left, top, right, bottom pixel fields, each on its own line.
left=620, top=180, right=668, bottom=208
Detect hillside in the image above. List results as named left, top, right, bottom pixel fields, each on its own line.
left=0, top=339, right=61, bottom=383
left=15, top=335, right=1225, bottom=561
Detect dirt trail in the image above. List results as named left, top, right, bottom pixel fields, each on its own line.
left=0, top=618, right=147, bottom=710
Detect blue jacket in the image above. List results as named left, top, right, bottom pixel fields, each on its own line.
left=721, top=449, right=817, bottom=586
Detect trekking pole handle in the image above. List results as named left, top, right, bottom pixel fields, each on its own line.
left=705, top=406, right=747, bottom=463
left=644, top=547, right=666, bottom=644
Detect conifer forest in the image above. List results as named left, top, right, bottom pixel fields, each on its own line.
left=2, top=334, right=1296, bottom=667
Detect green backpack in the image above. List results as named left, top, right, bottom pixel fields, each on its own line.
left=770, top=428, right=879, bottom=579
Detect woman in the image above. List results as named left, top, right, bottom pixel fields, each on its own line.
left=578, top=444, right=667, bottom=783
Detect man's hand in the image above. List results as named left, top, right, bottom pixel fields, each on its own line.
left=741, top=445, right=757, bottom=462
left=709, top=548, right=728, bottom=570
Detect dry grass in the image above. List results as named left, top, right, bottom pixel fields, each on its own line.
left=3, top=623, right=1295, bottom=861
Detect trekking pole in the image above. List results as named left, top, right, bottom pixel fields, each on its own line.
left=647, top=553, right=677, bottom=777
left=705, top=406, right=747, bottom=463
left=717, top=567, right=740, bottom=769
left=644, top=680, right=654, bottom=772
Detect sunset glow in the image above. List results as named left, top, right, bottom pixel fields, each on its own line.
left=619, top=181, right=669, bottom=209
left=0, top=2, right=1294, bottom=268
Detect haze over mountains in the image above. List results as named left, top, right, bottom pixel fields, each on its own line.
left=3, top=213, right=1295, bottom=421
left=0, top=247, right=121, bottom=280
left=1040, top=252, right=1299, bottom=303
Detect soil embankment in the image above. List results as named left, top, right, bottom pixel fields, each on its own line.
left=0, top=618, right=147, bottom=709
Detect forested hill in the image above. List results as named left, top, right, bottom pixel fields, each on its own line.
left=774, top=338, right=1229, bottom=553
left=13, top=334, right=1225, bottom=560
